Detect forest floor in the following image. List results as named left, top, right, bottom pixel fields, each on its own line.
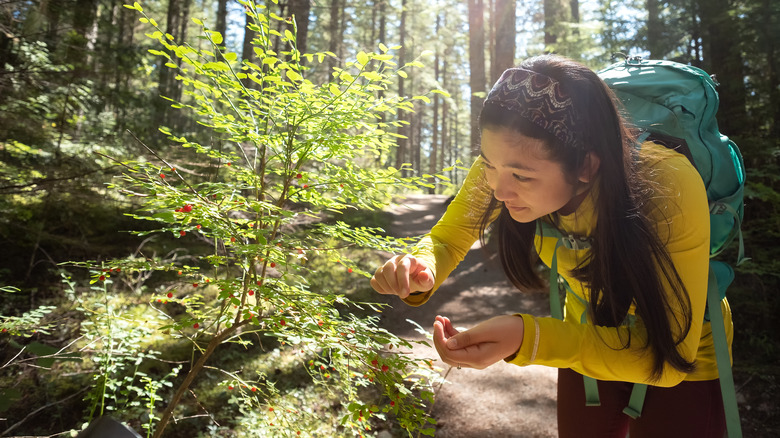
left=375, top=194, right=558, bottom=437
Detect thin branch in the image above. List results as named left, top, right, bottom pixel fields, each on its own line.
left=1, top=387, right=89, bottom=436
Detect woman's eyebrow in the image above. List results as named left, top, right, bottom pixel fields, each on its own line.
left=479, top=151, right=537, bottom=172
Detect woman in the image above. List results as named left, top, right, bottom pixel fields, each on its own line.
left=370, top=55, right=730, bottom=437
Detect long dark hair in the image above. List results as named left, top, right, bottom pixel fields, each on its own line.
left=478, top=55, right=694, bottom=381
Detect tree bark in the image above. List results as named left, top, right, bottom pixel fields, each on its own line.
left=429, top=13, right=441, bottom=194
left=543, top=0, right=568, bottom=51
left=327, top=0, right=343, bottom=73
left=468, top=0, right=486, bottom=158
left=696, top=0, right=747, bottom=136
left=288, top=0, right=311, bottom=54
left=395, top=0, right=409, bottom=172
left=491, top=0, right=515, bottom=82
left=646, top=0, right=663, bottom=58
left=216, top=0, right=228, bottom=42
left=764, top=0, right=780, bottom=137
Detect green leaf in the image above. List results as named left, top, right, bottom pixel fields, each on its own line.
left=152, top=212, right=175, bottom=223
left=0, top=388, right=22, bottom=412
left=192, top=18, right=203, bottom=26
left=356, top=51, right=370, bottom=67
left=361, top=71, right=382, bottom=81
left=286, top=69, right=302, bottom=82
left=397, top=70, right=408, bottom=79
left=211, top=32, right=224, bottom=45
left=223, top=52, right=238, bottom=62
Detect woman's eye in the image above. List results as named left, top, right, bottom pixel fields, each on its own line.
left=513, top=174, right=529, bottom=182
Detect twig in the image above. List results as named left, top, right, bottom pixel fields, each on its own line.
left=1, top=387, right=89, bottom=436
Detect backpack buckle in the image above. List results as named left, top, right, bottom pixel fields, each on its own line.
left=561, top=234, right=592, bottom=250
left=710, top=202, right=727, bottom=215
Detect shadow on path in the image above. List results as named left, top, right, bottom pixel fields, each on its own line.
left=376, top=194, right=558, bottom=438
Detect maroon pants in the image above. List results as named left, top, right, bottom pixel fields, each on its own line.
left=557, top=368, right=726, bottom=438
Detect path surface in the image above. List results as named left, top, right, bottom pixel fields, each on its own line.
left=376, top=194, right=558, bottom=438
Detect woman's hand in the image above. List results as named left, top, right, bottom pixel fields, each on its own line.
left=370, top=254, right=435, bottom=299
left=433, top=315, right=524, bottom=370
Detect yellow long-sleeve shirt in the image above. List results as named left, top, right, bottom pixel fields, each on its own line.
left=406, top=142, right=732, bottom=386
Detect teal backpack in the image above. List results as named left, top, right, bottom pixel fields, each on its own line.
left=539, top=57, right=747, bottom=437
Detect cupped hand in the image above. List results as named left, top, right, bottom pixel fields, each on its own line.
left=370, top=254, right=435, bottom=299
left=432, top=315, right=524, bottom=370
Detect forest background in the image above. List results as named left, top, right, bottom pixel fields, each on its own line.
left=1, top=0, right=779, bottom=436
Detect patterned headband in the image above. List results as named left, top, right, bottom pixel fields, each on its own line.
left=485, top=68, right=582, bottom=149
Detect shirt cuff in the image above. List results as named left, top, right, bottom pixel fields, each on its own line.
left=505, top=314, right=540, bottom=366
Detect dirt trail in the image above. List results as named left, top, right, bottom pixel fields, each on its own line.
left=376, top=194, right=558, bottom=438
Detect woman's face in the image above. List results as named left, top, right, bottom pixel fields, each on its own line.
left=480, top=127, right=588, bottom=223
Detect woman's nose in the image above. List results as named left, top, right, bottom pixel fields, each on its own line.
left=492, top=175, right=515, bottom=202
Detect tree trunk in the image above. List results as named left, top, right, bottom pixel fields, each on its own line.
left=570, top=0, right=580, bottom=37
left=429, top=13, right=441, bottom=194
left=288, top=0, right=311, bottom=54
left=696, top=0, right=747, bottom=136
left=491, top=0, right=515, bottom=82
left=241, top=7, right=257, bottom=89
left=327, top=0, right=343, bottom=73
left=544, top=0, right=570, bottom=51
left=764, top=0, right=780, bottom=137
left=646, top=0, right=663, bottom=58
left=216, top=0, right=228, bottom=42
left=67, top=0, right=98, bottom=76
left=395, top=0, right=409, bottom=172
left=468, top=0, right=486, bottom=158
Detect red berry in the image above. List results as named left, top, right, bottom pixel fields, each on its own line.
left=226, top=162, right=231, bottom=166
left=248, top=290, right=254, bottom=296
left=390, top=401, right=395, bottom=407
left=228, top=385, right=233, bottom=390
left=270, top=262, right=276, bottom=268
left=182, top=204, right=192, bottom=212
left=170, top=168, right=175, bottom=172
left=178, top=270, right=183, bottom=275
left=193, top=323, right=199, bottom=329
left=251, top=387, right=257, bottom=392
left=196, top=224, right=201, bottom=229
left=318, top=320, right=324, bottom=326
left=371, top=359, right=378, bottom=366
left=381, top=365, right=389, bottom=372
left=114, top=268, right=121, bottom=272
left=296, top=173, right=302, bottom=179
left=230, top=237, right=236, bottom=242
left=192, top=283, right=198, bottom=287
left=280, top=319, right=286, bottom=326
left=269, top=407, right=274, bottom=412
left=167, top=292, right=173, bottom=298
left=180, top=230, right=186, bottom=236
left=160, top=173, right=165, bottom=178
left=99, top=275, right=105, bottom=281
left=302, top=184, right=308, bottom=189
left=348, top=268, right=353, bottom=273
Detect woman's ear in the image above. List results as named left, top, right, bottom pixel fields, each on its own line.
left=578, top=152, right=600, bottom=183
